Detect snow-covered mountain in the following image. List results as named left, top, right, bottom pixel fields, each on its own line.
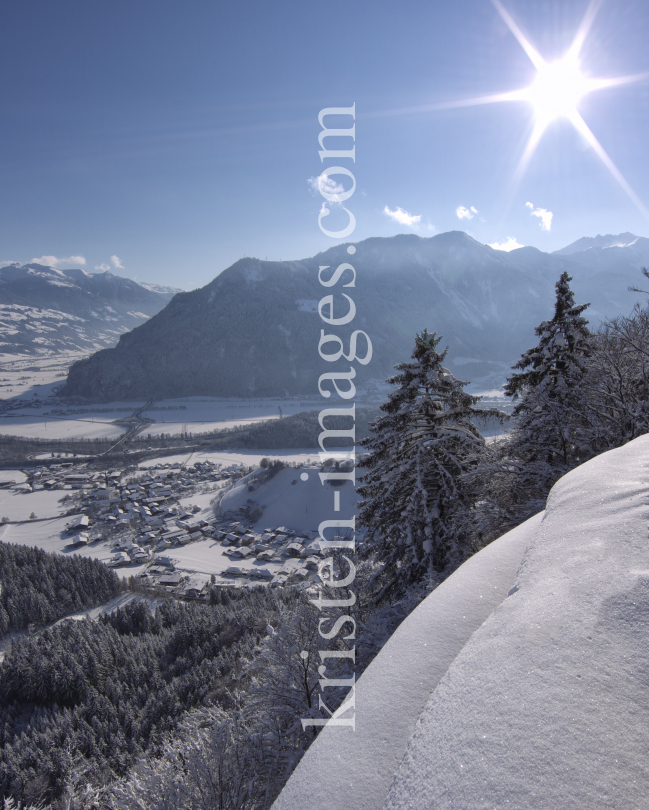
left=553, top=231, right=649, bottom=280
left=138, top=281, right=186, bottom=295
left=59, top=231, right=648, bottom=401
left=0, top=263, right=180, bottom=356
left=553, top=231, right=643, bottom=254
left=273, top=434, right=649, bottom=810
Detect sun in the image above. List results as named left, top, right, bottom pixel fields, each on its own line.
left=525, top=56, right=589, bottom=124
left=411, top=0, right=649, bottom=221
left=488, top=0, right=649, bottom=220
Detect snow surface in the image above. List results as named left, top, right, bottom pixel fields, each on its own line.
left=272, top=510, right=538, bottom=810
left=0, top=394, right=384, bottom=441
left=0, top=414, right=122, bottom=440
left=275, top=434, right=649, bottom=809
left=0, top=517, right=148, bottom=579
left=138, top=449, right=317, bottom=470
left=221, top=466, right=358, bottom=533
left=0, top=470, right=26, bottom=484
left=0, top=489, right=68, bottom=521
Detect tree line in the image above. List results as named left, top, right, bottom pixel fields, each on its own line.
left=0, top=589, right=304, bottom=806
left=358, top=271, right=649, bottom=598
left=0, top=542, right=121, bottom=636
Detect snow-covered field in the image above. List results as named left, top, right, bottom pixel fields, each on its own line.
left=138, top=396, right=319, bottom=437
left=221, top=466, right=358, bottom=533
left=274, top=434, right=649, bottom=810
left=0, top=414, right=123, bottom=440
left=0, top=488, right=69, bottom=521
left=0, top=470, right=26, bottom=484
left=0, top=351, right=87, bottom=398
left=0, top=395, right=325, bottom=441
left=0, top=517, right=148, bottom=578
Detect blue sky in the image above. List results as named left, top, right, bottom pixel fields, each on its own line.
left=1, top=0, right=648, bottom=289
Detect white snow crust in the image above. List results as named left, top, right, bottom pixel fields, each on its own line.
left=275, top=434, right=649, bottom=809
left=221, top=466, right=358, bottom=533
left=272, top=510, right=538, bottom=810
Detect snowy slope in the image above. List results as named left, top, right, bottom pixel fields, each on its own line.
left=274, top=434, right=649, bottom=810
left=0, top=263, right=176, bottom=355
left=221, top=466, right=358, bottom=533
left=272, top=513, right=538, bottom=810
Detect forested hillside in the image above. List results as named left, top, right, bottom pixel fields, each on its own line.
left=207, top=406, right=380, bottom=449
left=0, top=543, right=121, bottom=636
left=0, top=590, right=309, bottom=806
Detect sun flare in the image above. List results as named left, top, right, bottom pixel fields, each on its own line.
left=525, top=57, right=589, bottom=124
left=392, top=0, right=649, bottom=221
left=487, top=0, right=649, bottom=221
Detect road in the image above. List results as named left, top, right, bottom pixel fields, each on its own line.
left=102, top=399, right=154, bottom=455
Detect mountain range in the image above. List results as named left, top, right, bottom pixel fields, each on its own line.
left=58, top=231, right=649, bottom=401
left=0, top=264, right=181, bottom=356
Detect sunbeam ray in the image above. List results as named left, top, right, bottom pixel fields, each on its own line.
left=567, top=0, right=605, bottom=60
left=491, top=0, right=546, bottom=71
left=568, top=111, right=649, bottom=222
left=504, top=119, right=548, bottom=208
left=586, top=72, right=649, bottom=92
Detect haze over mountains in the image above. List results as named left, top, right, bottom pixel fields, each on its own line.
left=0, top=263, right=180, bottom=356
left=58, top=231, right=649, bottom=400
left=57, top=231, right=649, bottom=401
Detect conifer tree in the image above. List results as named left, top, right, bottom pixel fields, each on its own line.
left=357, top=330, right=498, bottom=594
left=504, top=271, right=592, bottom=469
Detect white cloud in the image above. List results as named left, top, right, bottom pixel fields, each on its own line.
left=308, top=175, right=346, bottom=201
left=0, top=260, right=19, bottom=268
left=383, top=206, right=422, bottom=227
left=111, top=255, right=124, bottom=269
left=488, top=236, right=524, bottom=252
left=526, top=201, right=553, bottom=231
left=456, top=205, right=478, bottom=220
left=94, top=263, right=111, bottom=271
left=30, top=255, right=86, bottom=267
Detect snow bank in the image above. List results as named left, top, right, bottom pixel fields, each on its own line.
left=274, top=434, right=649, bottom=809
left=385, top=434, right=649, bottom=809
left=272, top=511, right=538, bottom=810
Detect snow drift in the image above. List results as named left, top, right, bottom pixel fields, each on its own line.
left=274, top=434, right=649, bottom=809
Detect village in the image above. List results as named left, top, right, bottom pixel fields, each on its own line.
left=15, top=455, right=326, bottom=600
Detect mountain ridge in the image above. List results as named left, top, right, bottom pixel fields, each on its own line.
left=59, top=231, right=648, bottom=401
left=0, top=263, right=179, bottom=356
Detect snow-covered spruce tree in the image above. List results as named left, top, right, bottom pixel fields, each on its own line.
left=357, top=330, right=499, bottom=595
left=504, top=271, right=593, bottom=472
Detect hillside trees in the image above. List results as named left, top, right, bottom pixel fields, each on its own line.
left=0, top=589, right=298, bottom=806
left=464, top=274, right=593, bottom=544
left=466, top=272, right=649, bottom=546
left=357, top=330, right=501, bottom=596
left=582, top=305, right=649, bottom=447
left=0, top=541, right=121, bottom=636
left=504, top=271, right=593, bottom=471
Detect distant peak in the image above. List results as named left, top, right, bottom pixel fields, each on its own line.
left=553, top=232, right=641, bottom=255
